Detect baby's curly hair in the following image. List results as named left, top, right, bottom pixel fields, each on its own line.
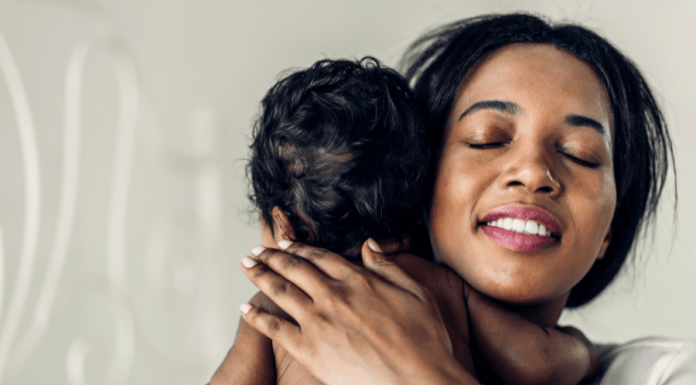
left=248, top=57, right=429, bottom=260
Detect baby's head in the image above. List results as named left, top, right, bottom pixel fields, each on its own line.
left=248, top=57, right=429, bottom=260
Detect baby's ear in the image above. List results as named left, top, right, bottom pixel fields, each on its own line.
left=271, top=206, right=296, bottom=243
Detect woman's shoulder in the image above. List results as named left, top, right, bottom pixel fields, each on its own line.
left=589, top=336, right=696, bottom=385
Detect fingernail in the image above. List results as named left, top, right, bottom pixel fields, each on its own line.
left=367, top=238, right=382, bottom=253
left=240, top=303, right=252, bottom=314
left=251, top=246, right=265, bottom=256
left=242, top=256, right=258, bottom=268
left=277, top=239, right=292, bottom=250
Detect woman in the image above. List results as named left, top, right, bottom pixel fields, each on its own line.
left=231, top=14, right=694, bottom=384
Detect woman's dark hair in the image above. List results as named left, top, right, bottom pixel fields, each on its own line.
left=248, top=57, right=429, bottom=260
left=400, top=13, right=675, bottom=307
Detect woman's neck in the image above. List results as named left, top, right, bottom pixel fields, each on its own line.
left=498, top=292, right=570, bottom=327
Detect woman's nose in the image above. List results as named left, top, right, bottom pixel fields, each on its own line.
left=497, top=146, right=562, bottom=197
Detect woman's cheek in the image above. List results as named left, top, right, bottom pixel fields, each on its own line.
left=587, top=165, right=617, bottom=231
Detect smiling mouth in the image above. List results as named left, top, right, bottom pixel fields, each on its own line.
left=481, top=218, right=560, bottom=240
left=480, top=204, right=562, bottom=239
left=479, top=204, right=562, bottom=252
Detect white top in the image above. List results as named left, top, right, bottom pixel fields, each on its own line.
left=590, top=337, right=696, bottom=384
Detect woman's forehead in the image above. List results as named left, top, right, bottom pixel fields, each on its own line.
left=450, top=43, right=613, bottom=141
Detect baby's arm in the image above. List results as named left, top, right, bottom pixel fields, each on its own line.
left=209, top=292, right=276, bottom=385
left=466, top=288, right=599, bottom=385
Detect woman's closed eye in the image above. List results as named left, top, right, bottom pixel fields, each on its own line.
left=464, top=140, right=602, bottom=168
left=465, top=141, right=510, bottom=149
left=557, top=148, right=600, bottom=168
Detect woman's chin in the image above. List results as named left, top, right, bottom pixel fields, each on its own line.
left=474, top=280, right=566, bottom=307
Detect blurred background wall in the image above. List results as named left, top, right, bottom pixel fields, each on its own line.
left=0, top=0, right=693, bottom=384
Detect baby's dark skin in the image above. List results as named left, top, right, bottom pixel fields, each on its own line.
left=211, top=251, right=598, bottom=385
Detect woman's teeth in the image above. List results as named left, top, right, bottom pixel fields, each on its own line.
left=485, top=218, right=551, bottom=237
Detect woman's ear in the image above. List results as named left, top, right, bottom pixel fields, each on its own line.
left=270, top=206, right=296, bottom=243
left=596, top=228, right=612, bottom=260
left=597, top=204, right=619, bottom=260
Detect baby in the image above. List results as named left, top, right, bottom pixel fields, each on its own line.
left=211, top=57, right=598, bottom=385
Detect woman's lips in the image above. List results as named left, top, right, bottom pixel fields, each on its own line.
left=480, top=204, right=562, bottom=252
left=481, top=226, right=555, bottom=252
left=481, top=204, right=561, bottom=235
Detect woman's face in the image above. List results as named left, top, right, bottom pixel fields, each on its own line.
left=428, top=43, right=616, bottom=305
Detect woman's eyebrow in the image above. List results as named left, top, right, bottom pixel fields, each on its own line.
left=564, top=114, right=605, bottom=134
left=458, top=100, right=521, bottom=121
